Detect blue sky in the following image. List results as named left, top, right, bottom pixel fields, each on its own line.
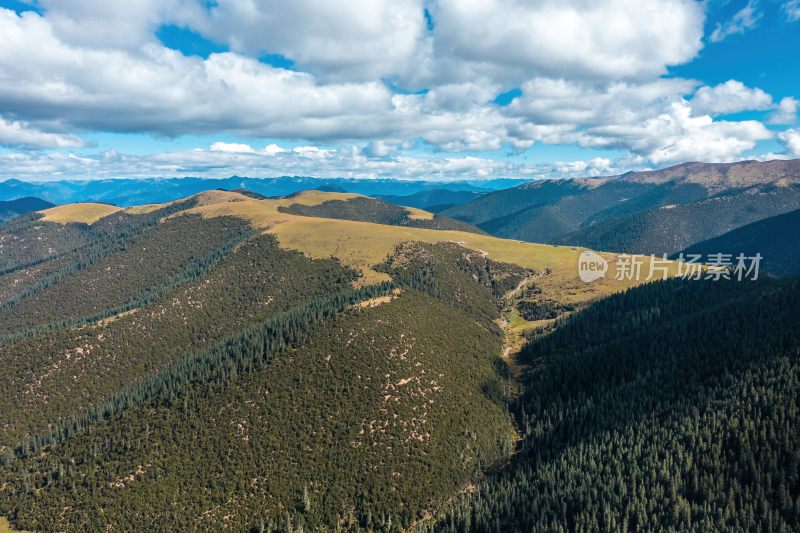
left=0, top=0, right=797, bottom=181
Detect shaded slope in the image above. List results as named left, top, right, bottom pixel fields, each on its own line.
left=442, top=179, right=590, bottom=227
left=0, top=198, right=54, bottom=224
left=378, top=241, right=529, bottom=328
left=0, top=215, right=93, bottom=273
left=0, top=197, right=200, bottom=305
left=377, top=189, right=484, bottom=212
left=0, top=215, right=253, bottom=335
left=682, top=208, right=800, bottom=277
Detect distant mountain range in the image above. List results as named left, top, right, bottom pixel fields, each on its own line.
left=444, top=159, right=800, bottom=263
left=0, top=196, right=54, bottom=223
left=0, top=176, right=526, bottom=206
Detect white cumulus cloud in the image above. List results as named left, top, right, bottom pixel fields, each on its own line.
left=769, top=97, right=799, bottom=125
left=690, top=80, right=772, bottom=116
left=0, top=2, right=790, bottom=180
left=188, top=0, right=428, bottom=83
left=779, top=129, right=800, bottom=157
left=210, top=142, right=256, bottom=153
left=427, top=0, right=705, bottom=84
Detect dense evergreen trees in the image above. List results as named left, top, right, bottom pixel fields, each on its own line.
left=12, top=281, right=395, bottom=457
left=0, top=230, right=359, bottom=449
left=0, top=197, right=197, bottom=305
left=378, top=241, right=529, bottom=328
left=430, top=277, right=800, bottom=532
left=553, top=185, right=800, bottom=255
left=0, top=215, right=253, bottom=337
left=0, top=221, right=522, bottom=531
left=0, top=289, right=511, bottom=531
left=515, top=299, right=574, bottom=321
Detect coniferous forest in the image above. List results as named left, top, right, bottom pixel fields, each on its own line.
left=430, top=277, right=800, bottom=532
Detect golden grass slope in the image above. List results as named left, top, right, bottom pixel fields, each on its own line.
left=35, top=189, right=679, bottom=303
left=39, top=190, right=254, bottom=222
left=174, top=191, right=681, bottom=295
left=38, top=203, right=122, bottom=224
left=124, top=190, right=252, bottom=215
left=123, top=203, right=172, bottom=215
left=403, top=206, right=434, bottom=220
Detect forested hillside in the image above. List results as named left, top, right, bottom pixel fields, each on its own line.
left=377, top=189, right=484, bottom=212
left=682, top=208, right=800, bottom=278
left=0, top=197, right=199, bottom=312
left=429, top=277, right=800, bottom=532
left=0, top=190, right=547, bottom=531
left=554, top=184, right=800, bottom=255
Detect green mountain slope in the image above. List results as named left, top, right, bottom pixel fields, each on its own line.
left=442, top=178, right=593, bottom=227
left=0, top=188, right=794, bottom=532
left=682, top=208, right=800, bottom=277
left=0, top=195, right=527, bottom=531
left=0, top=215, right=252, bottom=335
left=0, top=290, right=513, bottom=532
left=432, top=276, right=800, bottom=532
left=0, top=215, right=93, bottom=273
left=0, top=229, right=359, bottom=450
left=0, top=197, right=199, bottom=302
